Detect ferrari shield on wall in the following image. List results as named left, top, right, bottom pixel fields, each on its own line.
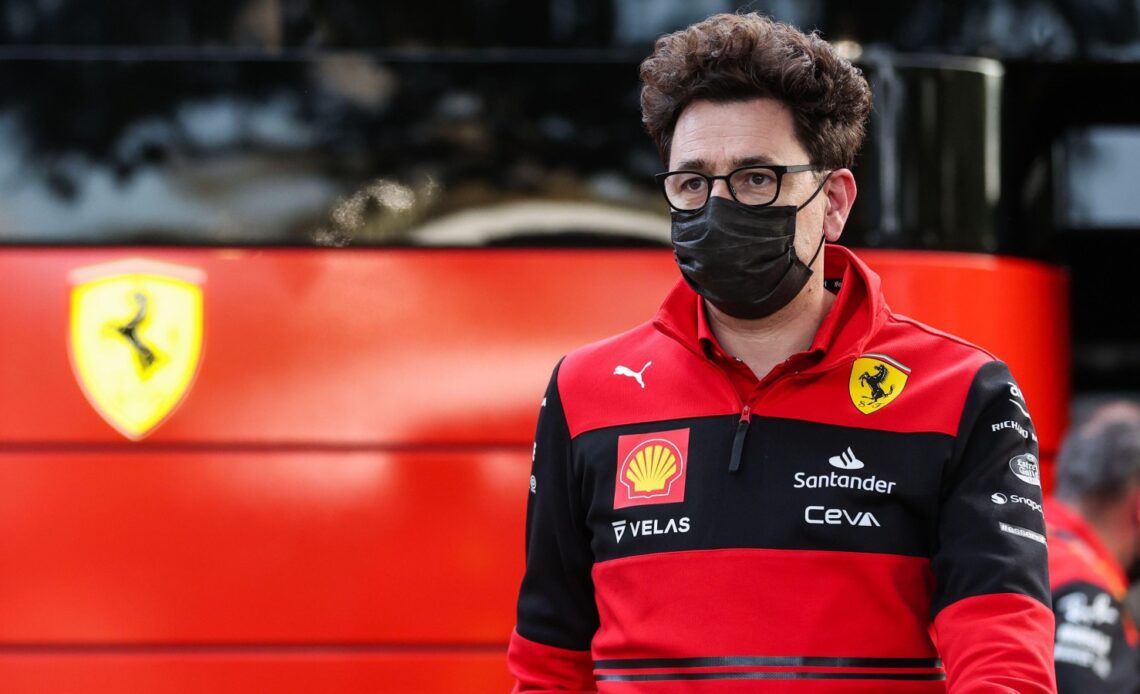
left=68, top=258, right=205, bottom=440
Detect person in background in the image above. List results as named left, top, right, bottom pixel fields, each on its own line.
left=1049, top=400, right=1140, bottom=692
left=508, top=12, right=1054, bottom=692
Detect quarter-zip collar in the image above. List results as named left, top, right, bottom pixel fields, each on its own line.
left=653, top=244, right=890, bottom=376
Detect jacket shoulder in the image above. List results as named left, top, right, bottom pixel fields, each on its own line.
left=556, top=321, right=737, bottom=439
left=878, top=310, right=997, bottom=375
left=815, top=309, right=1007, bottom=436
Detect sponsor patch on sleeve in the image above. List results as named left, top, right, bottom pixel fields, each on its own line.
left=999, top=521, right=1046, bottom=545
left=1008, top=453, right=1041, bottom=487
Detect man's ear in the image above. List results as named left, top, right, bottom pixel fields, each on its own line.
left=822, top=168, right=857, bottom=243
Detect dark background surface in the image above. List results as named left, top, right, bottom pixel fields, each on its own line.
left=0, top=0, right=1137, bottom=393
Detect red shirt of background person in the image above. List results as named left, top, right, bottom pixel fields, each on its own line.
left=1048, top=402, right=1140, bottom=692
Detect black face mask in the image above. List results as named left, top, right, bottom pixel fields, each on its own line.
left=671, top=177, right=829, bottom=320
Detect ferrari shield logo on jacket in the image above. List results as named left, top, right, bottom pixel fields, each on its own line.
left=849, top=353, right=910, bottom=414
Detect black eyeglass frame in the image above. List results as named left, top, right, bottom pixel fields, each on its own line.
left=653, top=163, right=819, bottom=211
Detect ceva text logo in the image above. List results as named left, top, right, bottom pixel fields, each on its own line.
left=804, top=505, right=881, bottom=527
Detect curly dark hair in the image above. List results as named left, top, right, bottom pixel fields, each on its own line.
left=1056, top=401, right=1140, bottom=507
left=639, top=12, right=872, bottom=170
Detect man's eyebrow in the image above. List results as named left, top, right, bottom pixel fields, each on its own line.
left=671, top=154, right=778, bottom=172
left=732, top=155, right=779, bottom=167
left=673, top=157, right=709, bottom=172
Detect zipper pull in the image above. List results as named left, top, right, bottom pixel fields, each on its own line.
left=728, top=405, right=751, bottom=473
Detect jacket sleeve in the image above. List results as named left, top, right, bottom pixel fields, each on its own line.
left=930, top=360, right=1056, bottom=693
left=508, top=361, right=599, bottom=692
left=1053, top=582, right=1138, bottom=693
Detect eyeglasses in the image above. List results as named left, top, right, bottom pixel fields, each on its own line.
left=654, top=164, right=818, bottom=211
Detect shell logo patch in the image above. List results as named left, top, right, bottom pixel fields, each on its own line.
left=849, top=353, right=910, bottom=414
left=614, top=428, right=689, bottom=509
left=69, top=259, right=205, bottom=440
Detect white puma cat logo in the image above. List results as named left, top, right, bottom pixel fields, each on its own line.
left=613, top=361, right=652, bottom=389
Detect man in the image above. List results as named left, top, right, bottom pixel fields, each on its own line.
left=1048, top=401, right=1140, bottom=692
left=509, top=12, right=1054, bottom=692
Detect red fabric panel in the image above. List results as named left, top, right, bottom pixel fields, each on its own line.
left=508, top=630, right=595, bottom=693
left=591, top=548, right=938, bottom=660
left=932, top=592, right=1056, bottom=693
left=558, top=322, right=740, bottom=439
left=746, top=326, right=986, bottom=436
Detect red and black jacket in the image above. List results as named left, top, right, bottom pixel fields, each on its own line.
left=509, top=245, right=1055, bottom=692
left=1047, top=498, right=1140, bottom=692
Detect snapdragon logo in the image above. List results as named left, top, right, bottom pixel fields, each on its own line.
left=990, top=490, right=1043, bottom=514
left=1014, top=494, right=1042, bottom=514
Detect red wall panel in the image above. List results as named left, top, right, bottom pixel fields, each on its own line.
left=0, top=651, right=512, bottom=693
left=0, top=450, right=526, bottom=643
left=0, top=249, right=680, bottom=445
left=0, top=247, right=1068, bottom=692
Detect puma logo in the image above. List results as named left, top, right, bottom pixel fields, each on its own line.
left=613, top=361, right=652, bottom=389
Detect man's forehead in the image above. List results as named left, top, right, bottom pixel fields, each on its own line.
left=673, top=154, right=781, bottom=172
left=668, top=98, right=805, bottom=169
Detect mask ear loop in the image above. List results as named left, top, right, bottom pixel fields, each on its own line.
left=797, top=171, right=833, bottom=268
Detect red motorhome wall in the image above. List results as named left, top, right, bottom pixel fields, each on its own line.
left=0, top=247, right=1067, bottom=692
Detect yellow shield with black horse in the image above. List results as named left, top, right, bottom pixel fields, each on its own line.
left=849, top=353, right=910, bottom=414
left=69, top=259, right=205, bottom=439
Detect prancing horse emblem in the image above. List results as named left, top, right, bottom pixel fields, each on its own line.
left=115, top=292, right=158, bottom=371
left=69, top=259, right=205, bottom=440
left=859, top=364, right=894, bottom=403
left=848, top=354, right=910, bottom=414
